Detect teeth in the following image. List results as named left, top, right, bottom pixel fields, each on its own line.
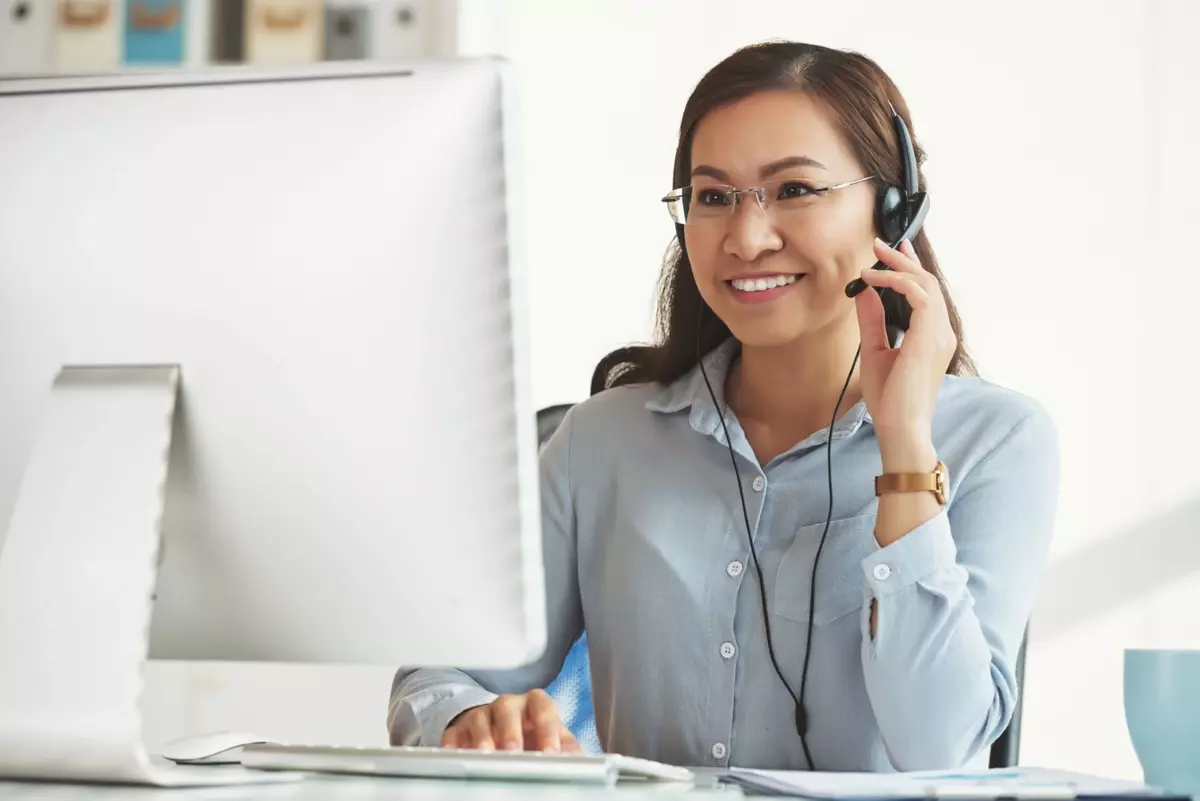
left=732, top=274, right=798, bottom=293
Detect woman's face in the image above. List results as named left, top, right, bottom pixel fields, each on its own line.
left=683, top=90, right=878, bottom=348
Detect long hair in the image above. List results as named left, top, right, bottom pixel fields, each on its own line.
left=591, top=41, right=975, bottom=397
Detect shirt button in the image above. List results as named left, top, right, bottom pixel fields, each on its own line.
left=720, top=642, right=736, bottom=660
left=751, top=476, right=766, bottom=492
left=726, top=560, right=744, bottom=577
left=711, top=742, right=727, bottom=760
left=872, top=563, right=892, bottom=581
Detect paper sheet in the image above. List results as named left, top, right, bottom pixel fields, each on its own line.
left=721, top=766, right=1165, bottom=799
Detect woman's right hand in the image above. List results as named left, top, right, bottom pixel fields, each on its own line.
left=441, top=689, right=582, bottom=753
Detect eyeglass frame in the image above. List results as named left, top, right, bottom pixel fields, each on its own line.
left=660, top=174, right=876, bottom=225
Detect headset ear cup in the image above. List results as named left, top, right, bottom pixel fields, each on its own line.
left=875, top=185, right=909, bottom=245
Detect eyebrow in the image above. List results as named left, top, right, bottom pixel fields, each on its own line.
left=690, top=155, right=828, bottom=182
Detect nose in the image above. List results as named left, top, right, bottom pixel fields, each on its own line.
left=723, top=196, right=783, bottom=262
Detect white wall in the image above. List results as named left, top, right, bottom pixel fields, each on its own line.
left=143, top=0, right=1200, bottom=778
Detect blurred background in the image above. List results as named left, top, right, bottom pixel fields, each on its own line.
left=3, top=0, right=1198, bottom=783
left=0, top=0, right=463, bottom=70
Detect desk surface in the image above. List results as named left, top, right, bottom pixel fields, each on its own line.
left=0, top=772, right=742, bottom=800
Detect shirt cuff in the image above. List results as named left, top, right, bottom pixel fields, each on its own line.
left=419, top=686, right=500, bottom=747
left=860, top=508, right=958, bottom=599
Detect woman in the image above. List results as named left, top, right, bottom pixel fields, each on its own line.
left=388, top=40, right=1059, bottom=772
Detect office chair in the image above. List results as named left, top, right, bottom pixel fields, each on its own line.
left=535, top=401, right=1028, bottom=767
left=537, top=403, right=575, bottom=448
left=988, top=630, right=1028, bottom=767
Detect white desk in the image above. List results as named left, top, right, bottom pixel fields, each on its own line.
left=0, top=772, right=743, bottom=800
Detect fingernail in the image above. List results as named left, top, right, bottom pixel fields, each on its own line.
left=874, top=237, right=887, bottom=247
left=505, top=740, right=521, bottom=751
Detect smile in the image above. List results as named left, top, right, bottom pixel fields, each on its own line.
left=729, top=274, right=800, bottom=292
left=726, top=273, right=805, bottom=303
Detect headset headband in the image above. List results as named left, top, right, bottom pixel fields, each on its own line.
left=889, top=103, right=919, bottom=197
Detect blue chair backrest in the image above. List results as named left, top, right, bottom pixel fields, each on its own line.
left=544, top=632, right=601, bottom=754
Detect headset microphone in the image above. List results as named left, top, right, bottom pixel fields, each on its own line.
left=845, top=106, right=930, bottom=298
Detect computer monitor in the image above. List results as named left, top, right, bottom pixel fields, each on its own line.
left=0, top=61, right=545, bottom=783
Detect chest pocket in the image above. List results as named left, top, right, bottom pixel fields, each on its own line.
left=772, top=513, right=879, bottom=626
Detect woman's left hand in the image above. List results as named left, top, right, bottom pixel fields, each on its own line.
left=852, top=238, right=957, bottom=466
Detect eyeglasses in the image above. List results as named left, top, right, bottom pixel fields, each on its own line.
left=661, top=175, right=874, bottom=225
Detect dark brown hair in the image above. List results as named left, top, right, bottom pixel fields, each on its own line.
left=591, top=41, right=975, bottom=396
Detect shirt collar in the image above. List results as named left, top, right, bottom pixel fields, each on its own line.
left=645, top=337, right=874, bottom=445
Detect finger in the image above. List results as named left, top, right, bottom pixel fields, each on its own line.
left=858, top=267, right=932, bottom=310
left=873, top=237, right=925, bottom=278
left=465, top=708, right=496, bottom=751
left=853, top=283, right=890, bottom=356
left=560, top=730, right=583, bottom=754
left=490, top=698, right=525, bottom=752
left=525, top=690, right=563, bottom=752
left=440, top=725, right=461, bottom=749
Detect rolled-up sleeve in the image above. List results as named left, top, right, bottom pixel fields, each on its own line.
left=859, top=406, right=1060, bottom=770
left=388, top=406, right=585, bottom=747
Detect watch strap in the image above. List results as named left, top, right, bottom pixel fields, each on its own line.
left=875, top=461, right=948, bottom=505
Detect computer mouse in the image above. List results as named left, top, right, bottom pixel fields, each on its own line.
left=159, top=731, right=274, bottom=765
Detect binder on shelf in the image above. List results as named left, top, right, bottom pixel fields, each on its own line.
left=372, top=0, right=431, bottom=62
left=210, top=0, right=244, bottom=64
left=182, top=0, right=210, bottom=67
left=0, top=0, right=54, bottom=76
left=244, top=0, right=322, bottom=65
left=324, top=2, right=370, bottom=61
left=53, top=0, right=123, bottom=72
left=122, top=0, right=186, bottom=66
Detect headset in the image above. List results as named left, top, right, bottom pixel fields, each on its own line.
left=695, top=102, right=929, bottom=769
left=846, top=104, right=930, bottom=298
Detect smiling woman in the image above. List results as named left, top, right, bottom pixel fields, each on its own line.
left=390, top=40, right=1060, bottom=774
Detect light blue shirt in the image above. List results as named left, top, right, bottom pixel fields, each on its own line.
left=389, top=337, right=1060, bottom=771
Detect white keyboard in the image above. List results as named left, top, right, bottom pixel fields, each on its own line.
left=239, top=743, right=695, bottom=785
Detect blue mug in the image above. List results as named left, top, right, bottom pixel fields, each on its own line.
left=1124, top=648, right=1200, bottom=797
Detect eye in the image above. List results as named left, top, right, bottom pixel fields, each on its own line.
left=696, top=188, right=732, bottom=206
left=776, top=181, right=820, bottom=200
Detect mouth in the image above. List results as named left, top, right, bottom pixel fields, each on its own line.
left=726, top=273, right=805, bottom=304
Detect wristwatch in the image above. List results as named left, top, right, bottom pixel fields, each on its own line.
left=875, top=460, right=949, bottom=506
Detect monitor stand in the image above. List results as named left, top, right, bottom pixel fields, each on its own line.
left=0, top=366, right=300, bottom=787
